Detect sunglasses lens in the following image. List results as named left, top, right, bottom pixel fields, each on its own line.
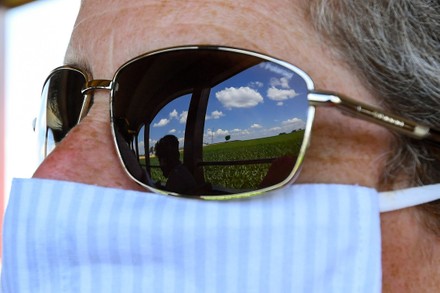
left=112, top=48, right=311, bottom=196
left=37, top=68, right=88, bottom=162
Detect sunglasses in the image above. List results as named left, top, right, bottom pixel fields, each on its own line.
left=37, top=45, right=440, bottom=199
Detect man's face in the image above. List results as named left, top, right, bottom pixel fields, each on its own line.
left=33, top=0, right=391, bottom=190
left=158, top=157, right=171, bottom=178
left=33, top=0, right=430, bottom=291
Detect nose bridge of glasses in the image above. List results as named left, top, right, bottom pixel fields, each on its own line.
left=77, top=80, right=113, bottom=123
left=81, top=79, right=113, bottom=94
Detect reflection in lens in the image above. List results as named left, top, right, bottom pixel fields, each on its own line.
left=113, top=48, right=310, bottom=196
left=153, top=134, right=197, bottom=194
left=37, top=68, right=88, bottom=161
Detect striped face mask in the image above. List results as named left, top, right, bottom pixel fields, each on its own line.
left=1, top=178, right=438, bottom=292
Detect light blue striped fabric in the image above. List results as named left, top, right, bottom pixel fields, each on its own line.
left=2, top=178, right=381, bottom=292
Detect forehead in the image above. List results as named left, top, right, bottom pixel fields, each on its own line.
left=65, top=0, right=319, bottom=79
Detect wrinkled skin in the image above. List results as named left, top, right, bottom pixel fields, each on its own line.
left=33, top=0, right=440, bottom=291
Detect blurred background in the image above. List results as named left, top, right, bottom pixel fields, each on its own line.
left=1, top=0, right=80, bottom=256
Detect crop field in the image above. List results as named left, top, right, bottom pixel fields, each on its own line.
left=144, top=131, right=304, bottom=190
left=202, top=131, right=304, bottom=189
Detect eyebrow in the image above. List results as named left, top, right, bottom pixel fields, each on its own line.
left=64, top=56, right=93, bottom=77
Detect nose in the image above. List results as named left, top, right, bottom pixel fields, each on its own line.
left=33, top=96, right=145, bottom=192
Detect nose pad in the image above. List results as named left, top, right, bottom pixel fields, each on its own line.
left=32, top=111, right=146, bottom=192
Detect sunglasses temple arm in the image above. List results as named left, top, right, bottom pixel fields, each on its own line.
left=308, top=92, right=440, bottom=146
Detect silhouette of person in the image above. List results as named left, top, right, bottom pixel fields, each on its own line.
left=259, top=155, right=296, bottom=189
left=155, top=135, right=197, bottom=194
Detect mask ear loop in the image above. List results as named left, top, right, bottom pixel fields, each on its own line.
left=379, top=183, right=440, bottom=212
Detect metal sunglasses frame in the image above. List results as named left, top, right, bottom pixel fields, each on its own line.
left=39, top=45, right=440, bottom=200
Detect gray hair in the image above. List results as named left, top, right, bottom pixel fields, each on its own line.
left=307, top=0, right=440, bottom=232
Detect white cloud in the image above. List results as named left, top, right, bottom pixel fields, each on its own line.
left=206, top=110, right=225, bottom=120
left=216, top=87, right=263, bottom=109
left=137, top=141, right=146, bottom=155
left=153, top=118, right=170, bottom=127
left=149, top=138, right=158, bottom=149
left=282, top=117, right=306, bottom=129
left=260, top=62, right=294, bottom=79
left=169, top=109, right=178, bottom=119
left=269, top=126, right=282, bottom=132
left=270, top=77, right=290, bottom=89
left=267, top=87, right=299, bottom=101
left=249, top=81, right=264, bottom=88
left=277, top=102, right=284, bottom=106
left=251, top=123, right=263, bottom=129
left=240, top=129, right=251, bottom=136
left=169, top=129, right=177, bottom=133
left=179, top=111, right=188, bottom=124
left=217, top=129, right=230, bottom=136
left=207, top=128, right=230, bottom=137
